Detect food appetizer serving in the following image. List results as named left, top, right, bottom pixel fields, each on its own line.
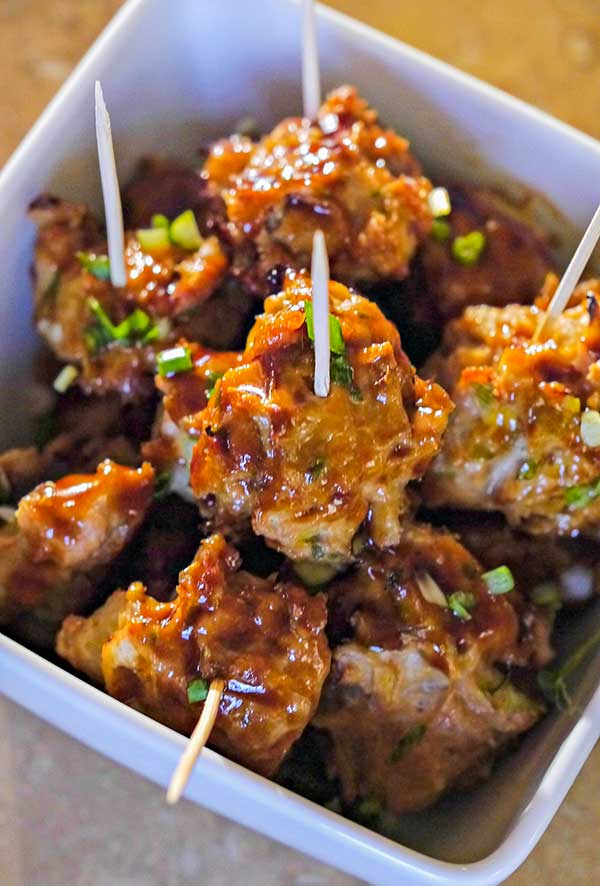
left=3, top=1, right=600, bottom=837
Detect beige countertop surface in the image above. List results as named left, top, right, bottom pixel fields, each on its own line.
left=1, top=2, right=599, bottom=884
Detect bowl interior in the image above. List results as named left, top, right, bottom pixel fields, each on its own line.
left=1, top=0, right=600, bottom=865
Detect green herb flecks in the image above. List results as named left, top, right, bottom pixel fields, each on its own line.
left=157, top=345, right=193, bottom=378
left=537, top=625, right=600, bottom=710
left=482, top=565, right=514, bottom=595
left=389, top=724, right=427, bottom=763
left=451, top=231, right=486, bottom=266
left=187, top=678, right=210, bottom=704
left=472, top=382, right=496, bottom=410
left=448, top=591, right=476, bottom=620
left=304, top=300, right=362, bottom=400
left=205, top=370, right=224, bottom=400
left=519, top=460, right=538, bottom=480
left=430, top=218, right=451, bottom=241
left=531, top=582, right=563, bottom=612
left=85, top=298, right=159, bottom=354
left=564, top=479, right=600, bottom=509
left=76, top=251, right=111, bottom=280
left=303, top=300, right=345, bottom=354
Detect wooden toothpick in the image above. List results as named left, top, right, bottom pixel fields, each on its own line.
left=95, top=81, right=127, bottom=288
left=311, top=229, right=331, bottom=397
left=166, top=678, right=226, bottom=805
left=534, top=202, right=600, bottom=341
left=302, top=0, right=321, bottom=120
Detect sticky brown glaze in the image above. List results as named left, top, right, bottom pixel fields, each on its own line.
left=142, top=342, right=244, bottom=500
left=423, top=276, right=600, bottom=537
left=416, top=183, right=555, bottom=324
left=122, top=155, right=228, bottom=236
left=442, top=509, right=600, bottom=608
left=315, top=522, right=544, bottom=815
left=204, top=86, right=432, bottom=294
left=58, top=534, right=331, bottom=777
left=189, top=272, right=452, bottom=564
left=0, top=460, right=154, bottom=627
left=29, top=196, right=229, bottom=399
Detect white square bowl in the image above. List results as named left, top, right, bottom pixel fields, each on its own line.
left=1, top=1, right=599, bottom=883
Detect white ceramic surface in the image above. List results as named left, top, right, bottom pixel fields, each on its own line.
left=1, top=1, right=600, bottom=883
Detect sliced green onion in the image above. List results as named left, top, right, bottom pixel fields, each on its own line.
left=448, top=591, right=475, bottom=620
left=430, top=218, right=451, bottom=241
left=157, top=345, right=193, bottom=378
left=519, top=460, right=538, bottom=480
left=531, top=582, right=563, bottom=611
left=293, top=560, right=338, bottom=589
left=564, top=479, right=600, bottom=509
left=355, top=797, right=382, bottom=819
left=581, top=409, right=600, bottom=447
left=303, top=300, right=345, bottom=354
left=563, top=395, right=581, bottom=414
left=537, top=625, right=600, bottom=710
left=136, top=226, right=171, bottom=253
left=169, top=209, right=202, bottom=250
left=451, top=231, right=486, bottom=266
left=52, top=364, right=79, bottom=394
left=482, top=565, right=514, bottom=595
left=472, top=382, right=496, bottom=409
left=76, top=251, right=111, bottom=280
left=187, top=678, right=209, bottom=704
left=389, top=724, right=427, bottom=763
left=151, top=213, right=170, bottom=230
left=205, top=370, right=224, bottom=400
left=86, top=298, right=158, bottom=353
left=154, top=471, right=173, bottom=500
left=428, top=186, right=451, bottom=217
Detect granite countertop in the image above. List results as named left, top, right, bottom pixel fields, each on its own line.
left=1, top=2, right=599, bottom=884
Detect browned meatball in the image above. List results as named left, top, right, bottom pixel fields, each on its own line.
left=58, top=533, right=331, bottom=777
left=315, top=523, right=544, bottom=815
left=189, top=271, right=452, bottom=565
left=203, top=86, right=432, bottom=294
left=417, top=183, right=555, bottom=324
left=423, top=278, right=600, bottom=538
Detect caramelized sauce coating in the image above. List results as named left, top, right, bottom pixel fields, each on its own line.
left=417, top=183, right=555, bottom=323
left=423, top=277, right=600, bottom=537
left=58, top=534, right=331, bottom=777
left=0, top=460, right=154, bottom=625
left=315, top=522, right=543, bottom=814
left=204, top=86, right=432, bottom=293
left=190, top=272, right=452, bottom=563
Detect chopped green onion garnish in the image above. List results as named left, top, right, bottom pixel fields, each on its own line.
left=448, top=591, right=475, bottom=620
left=355, top=797, right=382, bottom=819
left=85, top=298, right=158, bottom=353
left=303, top=300, right=346, bottom=354
left=389, top=724, right=427, bottom=763
left=430, top=218, right=451, bottom=241
left=157, top=345, right=193, bottom=378
left=531, top=582, right=563, bottom=611
left=472, top=382, right=496, bottom=409
left=136, top=226, right=171, bottom=253
left=519, top=460, right=538, bottom=480
left=154, top=471, right=173, bottom=500
left=187, top=678, right=209, bottom=704
left=205, top=370, right=225, bottom=400
left=52, top=364, right=79, bottom=394
left=451, top=231, right=486, bottom=266
left=76, top=251, right=111, bottom=280
left=564, top=479, right=600, bottom=509
left=151, top=213, right=170, bottom=230
left=537, top=625, right=600, bottom=710
left=169, top=209, right=202, bottom=250
left=482, top=565, right=514, bottom=595
left=563, top=395, right=581, bottom=414
left=428, top=186, right=452, bottom=217
left=581, top=409, right=600, bottom=447
left=293, top=560, right=338, bottom=589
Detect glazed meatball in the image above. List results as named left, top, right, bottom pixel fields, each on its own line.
left=203, top=85, right=432, bottom=294
left=57, top=533, right=331, bottom=777
left=0, top=460, right=154, bottom=630
left=189, top=271, right=452, bottom=565
left=315, top=522, right=544, bottom=815
left=423, top=277, right=600, bottom=538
